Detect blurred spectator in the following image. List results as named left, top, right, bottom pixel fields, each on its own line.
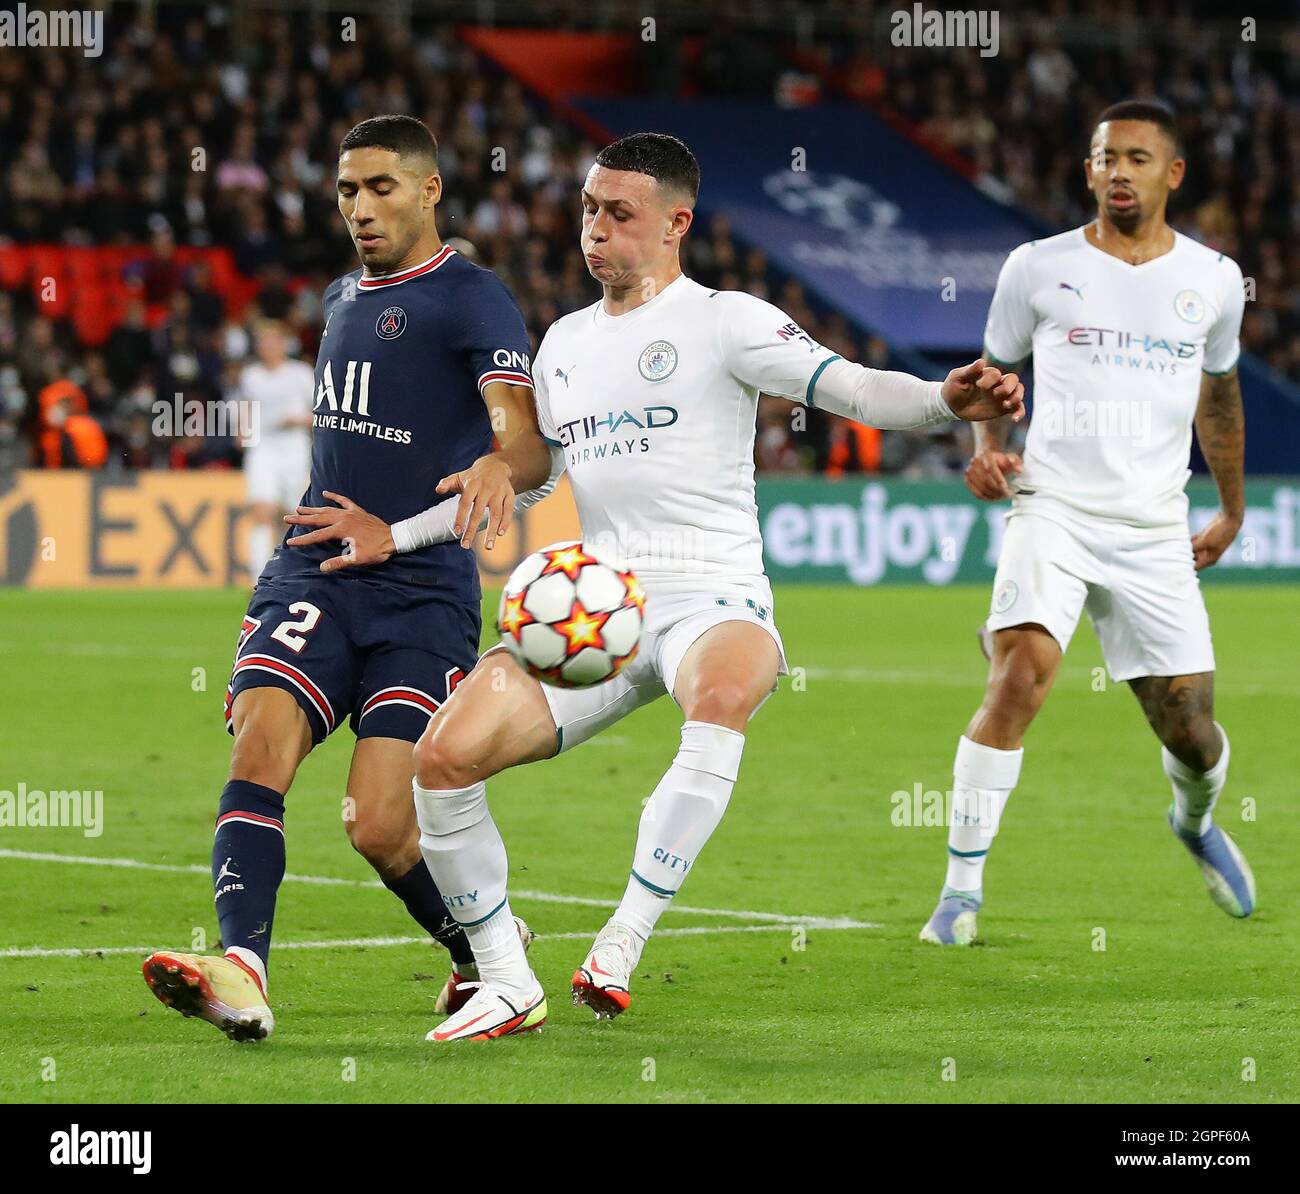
left=37, top=380, right=109, bottom=469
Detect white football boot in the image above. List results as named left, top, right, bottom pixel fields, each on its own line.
left=571, top=920, right=641, bottom=1020
left=426, top=977, right=547, bottom=1042
left=142, top=950, right=274, bottom=1042
left=435, top=915, right=535, bottom=1015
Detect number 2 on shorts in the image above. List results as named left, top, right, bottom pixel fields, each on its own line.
left=270, top=602, right=323, bottom=654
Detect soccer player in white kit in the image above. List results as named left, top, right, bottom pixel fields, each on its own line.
left=290, top=133, right=1023, bottom=1038
left=919, top=101, right=1254, bottom=947
left=241, top=319, right=315, bottom=580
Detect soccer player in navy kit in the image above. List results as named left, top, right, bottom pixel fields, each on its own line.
left=142, top=116, right=554, bottom=1041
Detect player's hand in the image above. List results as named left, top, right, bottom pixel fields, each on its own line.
left=283, top=491, right=396, bottom=573
left=942, top=359, right=1025, bottom=423
left=436, top=455, right=516, bottom=550
left=965, top=449, right=1023, bottom=500
left=1191, top=510, right=1242, bottom=571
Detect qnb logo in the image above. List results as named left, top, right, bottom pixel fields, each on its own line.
left=50, top=1125, right=151, bottom=1174
left=652, top=846, right=691, bottom=874
left=314, top=359, right=373, bottom=414
left=493, top=348, right=531, bottom=373
left=1067, top=328, right=1197, bottom=358
left=556, top=406, right=678, bottom=448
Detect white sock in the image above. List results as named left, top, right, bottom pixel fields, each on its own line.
left=616, top=721, right=745, bottom=942
left=412, top=778, right=531, bottom=997
left=249, top=524, right=273, bottom=578
left=944, top=735, right=1023, bottom=896
left=1164, top=723, right=1229, bottom=837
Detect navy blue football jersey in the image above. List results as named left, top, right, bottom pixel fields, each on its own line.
left=264, top=245, right=533, bottom=594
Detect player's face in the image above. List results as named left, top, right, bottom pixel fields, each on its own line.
left=255, top=326, right=285, bottom=364
left=580, top=164, right=692, bottom=288
left=336, top=147, right=441, bottom=272
left=1085, top=120, right=1184, bottom=229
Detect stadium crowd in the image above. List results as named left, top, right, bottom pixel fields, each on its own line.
left=0, top=2, right=1292, bottom=478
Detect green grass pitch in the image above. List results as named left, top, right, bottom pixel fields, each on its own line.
left=1, top=583, right=1296, bottom=1104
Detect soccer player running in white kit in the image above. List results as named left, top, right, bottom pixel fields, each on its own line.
left=295, top=133, right=1023, bottom=1039
left=920, top=101, right=1254, bottom=947
left=241, top=319, right=315, bottom=580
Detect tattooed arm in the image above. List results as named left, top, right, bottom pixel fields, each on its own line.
left=1190, top=367, right=1245, bottom=571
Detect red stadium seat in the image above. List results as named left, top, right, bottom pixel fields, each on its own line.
left=71, top=289, right=116, bottom=347
left=0, top=245, right=29, bottom=291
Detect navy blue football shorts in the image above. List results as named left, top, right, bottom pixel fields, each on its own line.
left=224, top=572, right=479, bottom=747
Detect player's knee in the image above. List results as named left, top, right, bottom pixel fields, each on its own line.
left=681, top=678, right=756, bottom=729
left=413, top=731, right=480, bottom=791
left=1158, top=715, right=1221, bottom=772
left=982, top=649, right=1052, bottom=727
left=345, top=814, right=416, bottom=878
left=229, top=719, right=307, bottom=788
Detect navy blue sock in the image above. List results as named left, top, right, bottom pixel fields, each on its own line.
left=383, top=862, right=476, bottom=969
left=212, top=780, right=286, bottom=977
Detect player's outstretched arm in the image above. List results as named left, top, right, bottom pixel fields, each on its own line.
left=808, top=356, right=1024, bottom=430
left=1190, top=366, right=1245, bottom=571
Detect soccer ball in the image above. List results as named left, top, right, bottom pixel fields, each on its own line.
left=497, top=541, right=646, bottom=688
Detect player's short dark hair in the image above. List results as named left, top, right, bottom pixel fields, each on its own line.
left=1094, top=100, right=1179, bottom=152
left=595, top=132, right=700, bottom=203
left=339, top=114, right=438, bottom=169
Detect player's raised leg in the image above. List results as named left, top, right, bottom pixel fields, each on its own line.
left=920, top=624, right=1060, bottom=945
left=572, top=620, right=780, bottom=1020
left=411, top=650, right=558, bottom=1041
left=1129, top=673, right=1254, bottom=917
left=143, top=687, right=309, bottom=1040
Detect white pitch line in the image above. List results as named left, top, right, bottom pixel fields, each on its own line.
left=0, top=849, right=876, bottom=929
left=1, top=922, right=865, bottom=960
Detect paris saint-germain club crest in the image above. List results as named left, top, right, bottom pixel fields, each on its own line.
left=376, top=306, right=407, bottom=339
left=638, top=340, right=677, bottom=382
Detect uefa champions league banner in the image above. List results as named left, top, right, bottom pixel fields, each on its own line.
left=577, top=98, right=1040, bottom=352
left=755, top=478, right=1300, bottom=585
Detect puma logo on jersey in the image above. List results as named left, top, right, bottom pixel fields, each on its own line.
left=555, top=364, right=577, bottom=388
left=1058, top=281, right=1086, bottom=299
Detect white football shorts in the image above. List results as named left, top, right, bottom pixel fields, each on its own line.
left=245, top=441, right=311, bottom=510
left=522, top=575, right=788, bottom=754
left=986, top=507, right=1214, bottom=682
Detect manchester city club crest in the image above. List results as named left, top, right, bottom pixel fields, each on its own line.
left=638, top=339, right=678, bottom=381
left=376, top=306, right=407, bottom=339
left=1174, top=289, right=1205, bottom=324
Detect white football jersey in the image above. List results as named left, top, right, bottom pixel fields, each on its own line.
left=532, top=274, right=839, bottom=582
left=984, top=227, right=1244, bottom=529
left=240, top=360, right=315, bottom=452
